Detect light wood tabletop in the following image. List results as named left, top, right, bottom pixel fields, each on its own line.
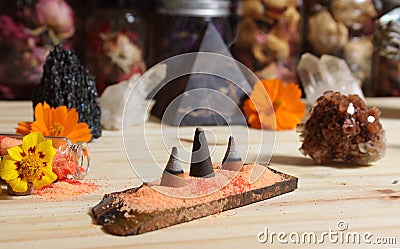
left=0, top=99, right=399, bottom=249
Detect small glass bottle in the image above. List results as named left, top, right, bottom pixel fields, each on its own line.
left=0, top=134, right=90, bottom=180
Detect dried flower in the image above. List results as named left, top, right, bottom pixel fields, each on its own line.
left=0, top=132, right=57, bottom=193
left=242, top=79, right=305, bottom=130
left=16, top=102, right=92, bottom=143
left=35, top=0, right=75, bottom=40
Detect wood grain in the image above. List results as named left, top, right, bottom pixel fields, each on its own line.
left=0, top=99, right=399, bottom=249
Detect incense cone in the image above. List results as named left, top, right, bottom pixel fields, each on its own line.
left=189, top=128, right=215, bottom=178
left=221, top=136, right=243, bottom=171
left=160, top=147, right=186, bottom=187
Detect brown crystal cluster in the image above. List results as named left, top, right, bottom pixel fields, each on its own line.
left=297, top=91, right=386, bottom=164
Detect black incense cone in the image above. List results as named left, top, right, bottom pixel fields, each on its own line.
left=189, top=128, right=215, bottom=178
left=160, top=147, right=186, bottom=187
left=221, top=136, right=243, bottom=171
left=164, top=147, right=184, bottom=175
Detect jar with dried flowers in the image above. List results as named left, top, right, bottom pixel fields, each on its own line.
left=302, top=0, right=378, bottom=91
left=232, top=0, right=302, bottom=84
left=0, top=0, right=76, bottom=100
left=369, top=4, right=400, bottom=96
left=84, top=0, right=150, bottom=95
left=151, top=0, right=234, bottom=65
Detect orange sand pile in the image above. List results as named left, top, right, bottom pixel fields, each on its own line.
left=121, top=164, right=283, bottom=213
left=34, top=179, right=99, bottom=201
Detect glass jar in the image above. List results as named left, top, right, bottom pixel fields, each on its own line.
left=369, top=7, right=400, bottom=96
left=302, top=0, right=378, bottom=90
left=151, top=0, right=234, bottom=65
left=0, top=134, right=90, bottom=180
left=0, top=0, right=76, bottom=100
left=232, top=0, right=302, bottom=84
left=84, top=0, right=150, bottom=95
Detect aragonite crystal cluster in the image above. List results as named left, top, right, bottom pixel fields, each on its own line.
left=32, top=45, right=102, bottom=138
left=297, top=91, right=386, bottom=165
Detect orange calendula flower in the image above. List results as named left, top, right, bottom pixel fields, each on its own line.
left=16, top=102, right=92, bottom=143
left=242, top=79, right=306, bottom=130
left=0, top=132, right=57, bottom=193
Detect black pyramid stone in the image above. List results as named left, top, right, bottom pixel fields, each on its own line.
left=32, top=45, right=102, bottom=138
left=151, top=23, right=252, bottom=126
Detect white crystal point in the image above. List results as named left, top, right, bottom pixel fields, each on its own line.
left=99, top=63, right=167, bottom=130
left=297, top=53, right=365, bottom=104
left=160, top=147, right=186, bottom=188
left=320, top=54, right=364, bottom=100
left=221, top=136, right=243, bottom=171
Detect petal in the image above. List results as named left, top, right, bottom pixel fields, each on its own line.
left=52, top=106, right=69, bottom=125
left=67, top=123, right=92, bottom=143
left=62, top=108, right=79, bottom=135
left=7, top=145, right=24, bottom=161
left=37, top=140, right=56, bottom=163
left=247, top=114, right=261, bottom=129
left=276, top=111, right=302, bottom=130
left=16, top=122, right=32, bottom=135
left=8, top=177, right=28, bottom=193
left=31, top=121, right=49, bottom=136
left=32, top=169, right=57, bottom=189
left=1, top=158, right=19, bottom=180
left=259, top=111, right=276, bottom=130
left=22, top=132, right=44, bottom=152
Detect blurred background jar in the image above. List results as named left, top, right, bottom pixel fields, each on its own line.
left=151, top=0, right=235, bottom=65
left=302, top=0, right=378, bottom=93
left=0, top=0, right=77, bottom=100
left=232, top=0, right=302, bottom=84
left=369, top=4, right=400, bottom=96
left=84, top=0, right=150, bottom=95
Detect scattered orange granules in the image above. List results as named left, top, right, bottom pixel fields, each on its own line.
left=121, top=164, right=283, bottom=213
left=34, top=179, right=99, bottom=201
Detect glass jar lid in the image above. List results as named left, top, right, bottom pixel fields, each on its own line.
left=156, top=0, right=231, bottom=17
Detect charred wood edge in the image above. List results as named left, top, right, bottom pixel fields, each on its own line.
left=92, top=167, right=298, bottom=236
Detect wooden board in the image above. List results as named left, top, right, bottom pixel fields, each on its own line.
left=92, top=168, right=298, bottom=236
left=0, top=99, right=399, bottom=249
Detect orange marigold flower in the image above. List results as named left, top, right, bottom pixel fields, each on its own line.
left=242, top=79, right=305, bottom=130
left=16, top=102, right=92, bottom=143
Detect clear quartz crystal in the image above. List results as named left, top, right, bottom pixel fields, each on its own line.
left=297, top=53, right=365, bottom=104
left=0, top=134, right=90, bottom=180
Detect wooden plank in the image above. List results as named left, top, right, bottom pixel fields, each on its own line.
left=92, top=168, right=298, bottom=236
left=0, top=100, right=398, bottom=248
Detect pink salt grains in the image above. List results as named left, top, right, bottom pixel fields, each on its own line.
left=0, top=136, right=22, bottom=155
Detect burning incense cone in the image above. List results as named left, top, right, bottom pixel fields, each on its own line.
left=221, top=136, right=243, bottom=171
left=160, top=147, right=186, bottom=188
left=189, top=128, right=215, bottom=178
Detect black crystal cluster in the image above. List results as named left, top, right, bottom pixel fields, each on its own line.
left=32, top=45, right=102, bottom=138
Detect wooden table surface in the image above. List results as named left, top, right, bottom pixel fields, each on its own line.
left=0, top=99, right=399, bottom=249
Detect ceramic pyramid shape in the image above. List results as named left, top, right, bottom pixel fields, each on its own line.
left=151, top=23, right=252, bottom=126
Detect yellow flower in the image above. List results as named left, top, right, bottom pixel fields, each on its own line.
left=242, top=79, right=306, bottom=130
left=16, top=102, right=92, bottom=143
left=0, top=132, right=57, bottom=193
